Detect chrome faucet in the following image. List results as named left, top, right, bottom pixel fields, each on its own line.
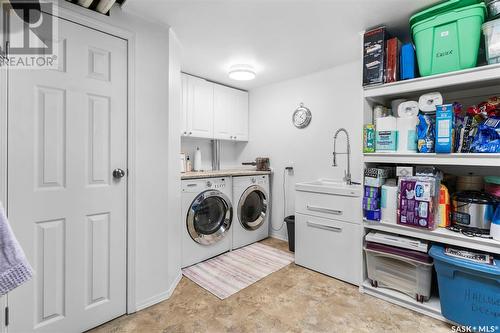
left=333, top=128, right=352, bottom=185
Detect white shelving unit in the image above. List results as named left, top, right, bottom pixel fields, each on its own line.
left=360, top=280, right=447, bottom=322
left=364, top=63, right=500, bottom=102
left=360, top=64, right=500, bottom=323
left=364, top=153, right=500, bottom=167
left=364, top=220, right=500, bottom=255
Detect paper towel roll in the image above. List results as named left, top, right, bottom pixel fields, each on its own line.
left=391, top=99, right=407, bottom=114
left=398, top=101, right=419, bottom=118
left=381, top=183, right=398, bottom=224
left=376, top=116, right=397, bottom=131
left=419, top=92, right=443, bottom=112
left=373, top=105, right=389, bottom=120
left=397, top=117, right=418, bottom=153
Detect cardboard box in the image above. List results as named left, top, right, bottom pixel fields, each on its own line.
left=363, top=27, right=388, bottom=86
left=435, top=104, right=454, bottom=154
left=396, top=166, right=414, bottom=177
left=385, top=37, right=401, bottom=83
left=364, top=168, right=388, bottom=187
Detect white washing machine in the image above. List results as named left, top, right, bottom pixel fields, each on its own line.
left=232, top=175, right=270, bottom=249
left=181, top=177, right=233, bottom=268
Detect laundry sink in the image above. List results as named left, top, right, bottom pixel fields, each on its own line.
left=295, top=179, right=362, bottom=197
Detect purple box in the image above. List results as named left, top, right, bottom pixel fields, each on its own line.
left=364, top=186, right=380, bottom=198
left=363, top=197, right=380, bottom=210
left=364, top=209, right=381, bottom=221
left=397, top=178, right=436, bottom=229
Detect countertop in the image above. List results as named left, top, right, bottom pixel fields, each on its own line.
left=181, top=169, right=272, bottom=180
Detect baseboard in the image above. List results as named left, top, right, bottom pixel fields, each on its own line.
left=135, top=271, right=182, bottom=312
left=269, top=233, right=288, bottom=241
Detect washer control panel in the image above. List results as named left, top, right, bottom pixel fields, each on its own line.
left=213, top=182, right=225, bottom=189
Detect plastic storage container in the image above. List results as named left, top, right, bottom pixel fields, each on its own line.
left=430, top=245, right=500, bottom=327
left=364, top=242, right=434, bottom=302
left=400, top=43, right=418, bottom=80
left=483, top=18, right=500, bottom=64
left=486, top=0, right=500, bottom=18
left=410, top=0, right=486, bottom=76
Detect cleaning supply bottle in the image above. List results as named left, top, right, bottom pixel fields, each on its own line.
left=491, top=205, right=500, bottom=242
left=186, top=156, right=193, bottom=172
left=194, top=147, right=202, bottom=171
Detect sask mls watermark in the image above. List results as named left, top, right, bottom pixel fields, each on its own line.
left=1, top=0, right=58, bottom=69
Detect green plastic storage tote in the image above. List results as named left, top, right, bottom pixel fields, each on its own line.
left=410, top=0, right=486, bottom=77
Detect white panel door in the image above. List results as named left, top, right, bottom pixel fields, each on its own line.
left=232, top=90, right=249, bottom=141
left=7, top=16, right=127, bottom=333
left=213, top=84, right=233, bottom=140
left=187, top=75, right=213, bottom=138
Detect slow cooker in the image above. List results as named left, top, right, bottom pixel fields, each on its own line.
left=451, top=191, right=499, bottom=231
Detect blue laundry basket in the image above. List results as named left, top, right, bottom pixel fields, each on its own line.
left=429, top=245, right=500, bottom=328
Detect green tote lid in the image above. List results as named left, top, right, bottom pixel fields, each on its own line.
left=410, top=0, right=484, bottom=27
left=485, top=176, right=500, bottom=185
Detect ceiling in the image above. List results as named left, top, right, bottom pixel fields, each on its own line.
left=125, top=0, right=440, bottom=90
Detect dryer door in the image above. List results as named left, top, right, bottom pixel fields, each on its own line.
left=187, top=190, right=233, bottom=245
left=238, top=185, right=268, bottom=230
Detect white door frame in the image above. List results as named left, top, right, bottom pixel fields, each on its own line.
left=0, top=2, right=139, bottom=325
left=0, top=31, right=8, bottom=333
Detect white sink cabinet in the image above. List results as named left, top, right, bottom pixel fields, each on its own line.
left=294, top=179, right=363, bottom=285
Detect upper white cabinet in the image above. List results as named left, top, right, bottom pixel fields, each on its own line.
left=181, top=74, right=214, bottom=139
left=181, top=73, right=248, bottom=141
left=232, top=89, right=249, bottom=141
left=213, top=84, right=249, bottom=141
left=213, top=84, right=233, bottom=140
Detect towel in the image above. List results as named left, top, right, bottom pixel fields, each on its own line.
left=0, top=203, right=33, bottom=295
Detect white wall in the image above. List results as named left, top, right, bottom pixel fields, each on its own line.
left=167, top=28, right=182, bottom=292
left=237, top=61, right=363, bottom=240
left=181, top=137, right=245, bottom=171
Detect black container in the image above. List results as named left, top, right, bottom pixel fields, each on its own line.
left=363, top=26, right=389, bottom=86
left=285, top=215, right=295, bottom=252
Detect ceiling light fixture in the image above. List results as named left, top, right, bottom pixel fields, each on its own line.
left=228, top=64, right=256, bottom=81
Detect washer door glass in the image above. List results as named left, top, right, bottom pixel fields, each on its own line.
left=238, top=186, right=267, bottom=230
left=187, top=190, right=233, bottom=245
left=194, top=197, right=226, bottom=235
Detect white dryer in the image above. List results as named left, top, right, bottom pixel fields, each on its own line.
left=181, top=177, right=233, bottom=268
left=232, top=175, right=270, bottom=249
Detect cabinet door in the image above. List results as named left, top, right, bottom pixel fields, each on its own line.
left=232, top=90, right=249, bottom=141
left=295, top=213, right=362, bottom=285
left=180, top=74, right=189, bottom=136
left=213, top=84, right=232, bottom=140
left=187, top=75, right=214, bottom=138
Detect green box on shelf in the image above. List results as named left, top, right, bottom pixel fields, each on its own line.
left=410, top=0, right=486, bottom=77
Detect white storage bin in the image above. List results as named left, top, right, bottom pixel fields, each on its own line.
left=364, top=242, right=433, bottom=302
left=483, top=18, right=500, bottom=64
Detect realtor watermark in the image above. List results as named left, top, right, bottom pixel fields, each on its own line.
left=452, top=325, right=500, bottom=332
left=1, top=0, right=58, bottom=69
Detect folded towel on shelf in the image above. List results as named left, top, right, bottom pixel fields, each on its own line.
left=0, top=203, right=33, bottom=295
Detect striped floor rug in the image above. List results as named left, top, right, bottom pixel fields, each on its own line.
left=182, top=242, right=294, bottom=299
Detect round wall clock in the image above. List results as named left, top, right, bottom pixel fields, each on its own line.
left=292, top=103, right=312, bottom=129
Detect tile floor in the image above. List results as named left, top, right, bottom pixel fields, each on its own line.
left=89, top=238, right=451, bottom=333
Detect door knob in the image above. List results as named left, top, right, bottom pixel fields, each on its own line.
left=113, top=168, right=126, bottom=179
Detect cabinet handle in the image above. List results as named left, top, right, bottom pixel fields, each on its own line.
left=307, top=221, right=342, bottom=232
left=183, top=131, right=187, bottom=135
left=234, top=136, right=237, bottom=140
left=189, top=132, right=192, bottom=135
left=306, top=205, right=342, bottom=215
